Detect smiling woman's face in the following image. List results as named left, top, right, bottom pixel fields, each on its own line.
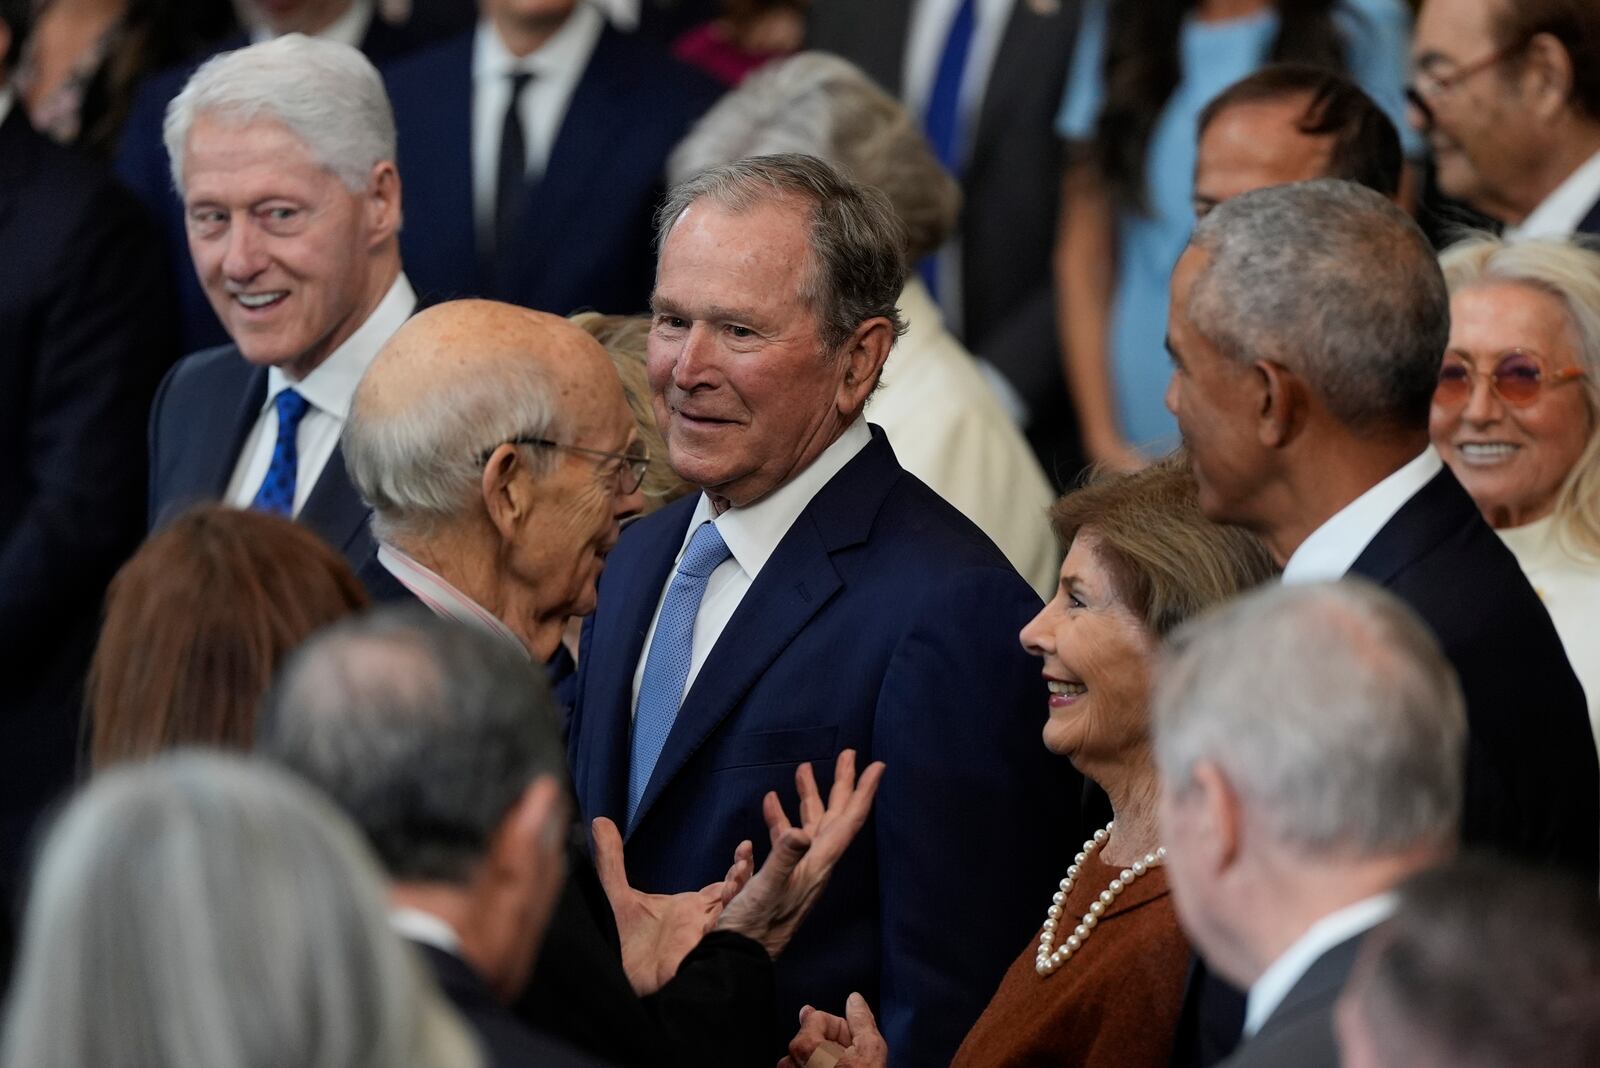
left=1019, top=532, right=1158, bottom=770
left=1429, top=282, right=1595, bottom=529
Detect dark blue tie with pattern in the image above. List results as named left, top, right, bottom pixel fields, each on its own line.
left=250, top=388, right=311, bottom=517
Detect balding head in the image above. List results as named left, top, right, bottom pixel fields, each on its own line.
left=345, top=299, right=645, bottom=658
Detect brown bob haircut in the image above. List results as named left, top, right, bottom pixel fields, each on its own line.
left=87, top=506, right=369, bottom=771
left=1051, top=454, right=1278, bottom=638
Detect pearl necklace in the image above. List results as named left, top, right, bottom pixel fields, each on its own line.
left=1035, top=821, right=1166, bottom=976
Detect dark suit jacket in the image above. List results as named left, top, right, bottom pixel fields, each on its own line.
left=804, top=0, right=1085, bottom=484
left=0, top=109, right=176, bottom=904
left=1578, top=195, right=1600, bottom=237
left=570, top=428, right=1082, bottom=1066
left=414, top=940, right=612, bottom=1068
left=146, top=346, right=376, bottom=575
left=113, top=17, right=436, bottom=353
left=1219, top=934, right=1366, bottom=1068
left=384, top=26, right=721, bottom=317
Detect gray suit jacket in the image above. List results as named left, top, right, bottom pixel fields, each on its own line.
left=1220, top=934, right=1367, bottom=1068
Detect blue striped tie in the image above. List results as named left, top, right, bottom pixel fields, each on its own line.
left=920, top=0, right=978, bottom=300
left=250, top=388, right=311, bottom=517
left=628, top=520, right=731, bottom=830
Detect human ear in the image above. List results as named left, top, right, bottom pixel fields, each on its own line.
left=481, top=444, right=532, bottom=544
left=835, top=316, right=896, bottom=416
left=1520, top=33, right=1576, bottom=123
left=1191, top=761, right=1242, bottom=879
left=1254, top=360, right=1305, bottom=449
left=365, top=161, right=403, bottom=246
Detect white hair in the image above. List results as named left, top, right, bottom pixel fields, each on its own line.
left=0, top=753, right=480, bottom=1068
left=163, top=34, right=396, bottom=193
left=1153, top=580, right=1466, bottom=855
left=344, top=353, right=563, bottom=546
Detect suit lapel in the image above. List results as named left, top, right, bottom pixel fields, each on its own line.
left=299, top=442, right=370, bottom=556
left=200, top=361, right=270, bottom=499
left=1254, top=933, right=1366, bottom=1041
left=1347, top=469, right=1473, bottom=587
left=1578, top=194, right=1600, bottom=237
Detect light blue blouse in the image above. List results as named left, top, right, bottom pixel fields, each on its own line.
left=1056, top=0, right=1419, bottom=454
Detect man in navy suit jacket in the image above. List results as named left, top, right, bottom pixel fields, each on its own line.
left=147, top=36, right=417, bottom=579
left=382, top=0, right=720, bottom=319
left=569, top=155, right=1081, bottom=1066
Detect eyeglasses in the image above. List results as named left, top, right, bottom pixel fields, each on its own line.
left=1434, top=350, right=1587, bottom=409
left=1406, top=43, right=1523, bottom=128
left=481, top=435, right=650, bottom=494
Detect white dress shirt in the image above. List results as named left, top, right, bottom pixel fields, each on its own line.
left=470, top=5, right=605, bottom=251
left=1281, top=447, right=1442, bottom=584
left=1506, top=149, right=1600, bottom=241
left=377, top=543, right=530, bottom=657
left=224, top=273, right=415, bottom=515
left=1243, top=893, right=1397, bottom=1037
left=248, top=0, right=373, bottom=46
left=629, top=418, right=873, bottom=717
left=391, top=906, right=464, bottom=955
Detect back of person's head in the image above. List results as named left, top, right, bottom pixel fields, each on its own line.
left=1154, top=580, right=1465, bottom=857
left=1050, top=454, right=1278, bottom=638
left=658, top=153, right=908, bottom=357
left=162, top=33, right=397, bottom=193
left=1338, top=854, right=1600, bottom=1067
left=259, top=609, right=567, bottom=884
left=88, top=506, right=368, bottom=772
left=1188, top=178, right=1449, bottom=433
left=667, top=51, right=960, bottom=262
left=1490, top=0, right=1600, bottom=122
left=1196, top=64, right=1403, bottom=197
left=0, top=753, right=478, bottom=1068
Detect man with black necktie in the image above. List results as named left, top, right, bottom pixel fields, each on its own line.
left=383, top=0, right=720, bottom=318
left=148, top=35, right=415, bottom=582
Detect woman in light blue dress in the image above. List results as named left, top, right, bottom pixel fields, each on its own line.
left=1053, top=0, right=1418, bottom=466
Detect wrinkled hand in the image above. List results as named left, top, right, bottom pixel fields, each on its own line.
left=777, top=995, right=889, bottom=1068
left=592, top=817, right=754, bottom=997
left=718, top=749, right=885, bottom=958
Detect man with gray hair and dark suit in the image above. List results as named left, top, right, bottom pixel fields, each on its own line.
left=1154, top=581, right=1468, bottom=1068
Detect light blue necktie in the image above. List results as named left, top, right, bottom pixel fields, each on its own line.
left=628, top=521, right=731, bottom=830
left=249, top=388, right=311, bottom=517
left=920, top=0, right=978, bottom=301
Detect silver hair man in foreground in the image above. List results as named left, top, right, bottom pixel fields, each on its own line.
left=0, top=753, right=477, bottom=1068
left=1154, top=580, right=1466, bottom=1068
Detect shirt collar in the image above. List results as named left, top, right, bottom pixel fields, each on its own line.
left=264, top=272, right=414, bottom=421
left=376, top=543, right=532, bottom=659
left=249, top=0, right=373, bottom=47
left=1281, top=447, right=1442, bottom=585
left=0, top=87, right=13, bottom=130
left=1508, top=149, right=1600, bottom=241
left=473, top=2, right=605, bottom=80
left=390, top=907, right=463, bottom=955
left=1243, top=893, right=1397, bottom=1037
left=679, top=418, right=873, bottom=583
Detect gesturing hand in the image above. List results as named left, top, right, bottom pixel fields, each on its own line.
left=591, top=816, right=754, bottom=997
left=718, top=749, right=886, bottom=958
left=776, top=994, right=890, bottom=1068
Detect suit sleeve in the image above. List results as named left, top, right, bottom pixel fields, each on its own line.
left=0, top=182, right=175, bottom=650
left=871, top=565, right=1083, bottom=1066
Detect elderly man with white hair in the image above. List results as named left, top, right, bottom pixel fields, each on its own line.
left=1153, top=580, right=1468, bottom=1068
left=148, top=34, right=411, bottom=582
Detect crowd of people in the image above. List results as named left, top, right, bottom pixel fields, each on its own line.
left=3, top=0, right=1600, bottom=1065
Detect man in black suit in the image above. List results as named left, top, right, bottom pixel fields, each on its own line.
left=1153, top=581, right=1468, bottom=1068
left=1410, top=0, right=1600, bottom=240
left=1164, top=178, right=1599, bottom=1063
left=381, top=0, right=720, bottom=320
left=0, top=0, right=175, bottom=935
left=115, top=0, right=447, bottom=351
left=804, top=0, right=1084, bottom=482
left=147, top=35, right=415, bottom=578
left=262, top=609, right=882, bottom=1067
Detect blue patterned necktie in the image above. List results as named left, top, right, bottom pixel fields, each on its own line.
left=628, top=520, right=731, bottom=830
left=249, top=388, right=311, bottom=517
left=920, top=0, right=978, bottom=300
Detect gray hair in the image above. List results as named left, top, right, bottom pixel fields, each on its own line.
left=1346, top=855, right=1600, bottom=1066
left=1188, top=178, right=1449, bottom=431
left=667, top=52, right=960, bottom=262
left=1440, top=235, right=1600, bottom=559
left=1153, top=580, right=1466, bottom=855
left=163, top=34, right=397, bottom=193
left=0, top=754, right=478, bottom=1068
left=656, top=152, right=909, bottom=357
left=258, top=609, right=568, bottom=885
left=344, top=354, right=561, bottom=546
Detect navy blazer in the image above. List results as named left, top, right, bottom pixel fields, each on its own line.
left=570, top=428, right=1081, bottom=1066
left=1578, top=195, right=1600, bottom=237
left=1219, top=933, right=1366, bottom=1068
left=146, top=346, right=375, bottom=574
left=384, top=26, right=721, bottom=316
